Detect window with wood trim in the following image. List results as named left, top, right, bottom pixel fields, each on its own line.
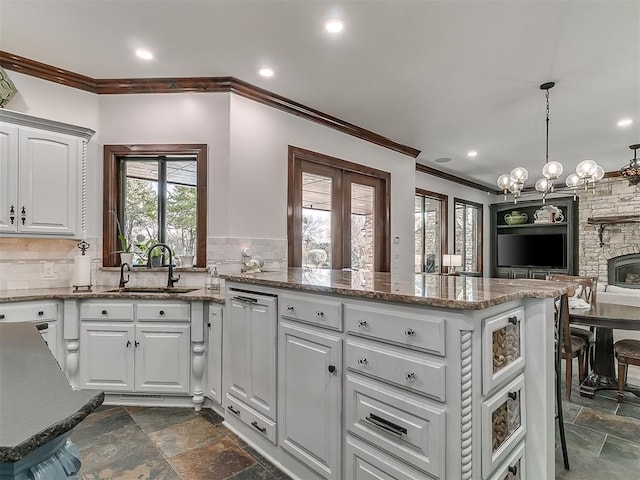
left=103, top=145, right=207, bottom=267
left=288, top=146, right=390, bottom=272
left=415, top=189, right=448, bottom=273
left=454, top=198, right=483, bottom=274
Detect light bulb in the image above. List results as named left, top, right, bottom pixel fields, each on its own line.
left=576, top=160, right=598, bottom=178
left=542, top=161, right=563, bottom=180
left=565, top=173, right=582, bottom=188
left=497, top=174, right=511, bottom=190
left=510, top=167, right=528, bottom=183
left=535, top=178, right=550, bottom=192
left=591, top=165, right=605, bottom=182
left=508, top=180, right=521, bottom=194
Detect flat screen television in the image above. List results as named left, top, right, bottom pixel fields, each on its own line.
left=497, top=233, right=567, bottom=268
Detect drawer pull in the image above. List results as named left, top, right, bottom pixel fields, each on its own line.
left=126, top=340, right=131, bottom=347
left=251, top=421, right=267, bottom=433
left=233, top=296, right=258, bottom=304
left=38, top=311, right=44, bottom=316
left=159, top=310, right=165, bottom=316
left=357, top=357, right=369, bottom=367
left=405, top=371, right=416, bottom=383
left=358, top=320, right=368, bottom=329
left=327, top=364, right=336, bottom=374
left=227, top=405, right=240, bottom=415
left=286, top=305, right=294, bottom=312
left=101, top=310, right=108, bottom=315
left=508, top=465, right=518, bottom=476
left=364, top=413, right=407, bottom=437
left=135, top=341, right=140, bottom=348
left=315, top=310, right=324, bottom=318
left=508, top=316, right=519, bottom=325
left=0, top=314, right=4, bottom=320
left=508, top=391, right=518, bottom=401
left=405, top=328, right=415, bottom=337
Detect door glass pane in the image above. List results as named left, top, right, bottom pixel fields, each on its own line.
left=125, top=161, right=159, bottom=265
left=424, top=197, right=442, bottom=273
left=415, top=196, right=424, bottom=273
left=166, top=160, right=197, bottom=259
left=351, top=183, right=375, bottom=271
left=455, top=201, right=481, bottom=273
left=302, top=172, right=332, bottom=268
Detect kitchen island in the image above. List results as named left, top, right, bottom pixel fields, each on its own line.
left=220, top=269, right=573, bottom=480
left=0, top=323, right=104, bottom=479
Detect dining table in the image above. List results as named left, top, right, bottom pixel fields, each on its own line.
left=570, top=302, right=640, bottom=398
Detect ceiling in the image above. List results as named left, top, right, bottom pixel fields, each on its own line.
left=1, top=1, right=638, bottom=189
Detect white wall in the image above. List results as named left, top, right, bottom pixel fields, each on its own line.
left=416, top=171, right=496, bottom=275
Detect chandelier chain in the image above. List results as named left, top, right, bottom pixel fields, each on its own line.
left=545, top=88, right=550, bottom=165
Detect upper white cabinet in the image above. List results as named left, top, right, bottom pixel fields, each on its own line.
left=0, top=110, right=94, bottom=237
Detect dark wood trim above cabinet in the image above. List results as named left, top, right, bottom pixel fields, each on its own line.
left=416, top=163, right=497, bottom=194
left=1, top=50, right=420, bottom=158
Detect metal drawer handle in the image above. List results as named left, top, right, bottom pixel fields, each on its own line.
left=508, top=316, right=519, bottom=325
left=405, top=328, right=415, bottom=337
left=159, top=310, right=165, bottom=316
left=101, top=310, right=108, bottom=315
left=0, top=314, right=5, bottom=320
left=315, top=310, right=324, bottom=318
left=20, top=206, right=26, bottom=225
left=135, top=341, right=140, bottom=347
left=508, top=391, right=518, bottom=401
left=227, top=405, right=240, bottom=416
left=327, top=364, right=336, bottom=374
left=38, top=311, right=44, bottom=316
left=251, top=421, right=267, bottom=433
left=357, top=358, right=369, bottom=367
left=233, top=296, right=258, bottom=304
left=9, top=205, right=14, bottom=225
left=405, top=371, right=416, bottom=384
left=286, top=305, right=294, bottom=312
left=508, top=465, right=518, bottom=476
left=126, top=340, right=131, bottom=347
left=358, top=320, right=368, bottom=329
left=364, top=413, right=407, bottom=437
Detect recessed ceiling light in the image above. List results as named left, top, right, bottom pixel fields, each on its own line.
left=618, top=118, right=633, bottom=127
left=258, top=67, right=274, bottom=78
left=467, top=150, right=478, bottom=158
left=435, top=157, right=452, bottom=163
left=135, top=49, right=153, bottom=61
left=324, top=19, right=345, bottom=34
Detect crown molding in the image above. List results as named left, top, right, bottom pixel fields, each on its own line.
left=0, top=50, right=420, bottom=158
left=416, top=163, right=498, bottom=193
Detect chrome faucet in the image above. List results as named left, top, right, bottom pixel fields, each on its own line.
left=146, top=243, right=180, bottom=288
left=119, top=262, right=131, bottom=288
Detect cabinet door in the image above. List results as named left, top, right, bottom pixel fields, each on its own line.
left=226, top=293, right=277, bottom=420
left=0, top=123, right=18, bottom=233
left=207, top=305, right=223, bottom=404
left=511, top=269, right=529, bottom=279
left=79, top=323, right=134, bottom=391
left=18, top=128, right=80, bottom=235
left=134, top=323, right=191, bottom=394
left=279, top=321, right=342, bottom=480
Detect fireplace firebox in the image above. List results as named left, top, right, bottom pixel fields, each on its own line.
left=608, top=253, right=640, bottom=288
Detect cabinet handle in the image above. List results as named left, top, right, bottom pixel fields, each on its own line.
left=227, top=405, right=240, bottom=416
left=159, top=310, right=165, bottom=316
left=404, top=371, right=416, bottom=384
left=508, top=465, right=518, bottom=476
left=38, top=311, right=44, bottom=316
left=0, top=314, right=5, bottom=320
left=508, top=316, right=519, bottom=325
left=358, top=320, right=368, bottom=329
left=126, top=340, right=131, bottom=347
left=364, top=413, right=407, bottom=437
left=251, top=421, right=267, bottom=433
left=508, top=391, right=518, bottom=401
left=286, top=305, right=294, bottom=312
left=315, top=311, right=324, bottom=318
left=327, top=364, right=336, bottom=374
left=357, top=357, right=368, bottom=367
left=405, top=328, right=415, bottom=337
left=135, top=341, right=140, bottom=347
left=20, top=206, right=26, bottom=225
left=101, top=310, right=108, bottom=315
left=9, top=205, right=14, bottom=225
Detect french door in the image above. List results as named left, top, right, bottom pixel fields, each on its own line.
left=288, top=147, right=390, bottom=272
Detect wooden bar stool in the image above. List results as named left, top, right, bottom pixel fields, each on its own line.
left=614, top=339, right=640, bottom=403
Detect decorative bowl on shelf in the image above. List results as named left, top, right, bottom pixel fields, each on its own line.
left=504, top=211, right=528, bottom=225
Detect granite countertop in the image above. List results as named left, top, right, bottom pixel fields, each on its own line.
left=0, top=286, right=226, bottom=304
left=222, top=268, right=576, bottom=310
left=0, top=323, right=104, bottom=462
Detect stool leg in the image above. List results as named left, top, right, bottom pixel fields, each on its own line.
left=565, top=356, right=573, bottom=401
left=617, top=359, right=626, bottom=404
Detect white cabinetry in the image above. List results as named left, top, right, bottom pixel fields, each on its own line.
left=279, top=320, right=342, bottom=480
left=0, top=110, right=94, bottom=237
left=78, top=300, right=191, bottom=394
left=207, top=304, right=223, bottom=404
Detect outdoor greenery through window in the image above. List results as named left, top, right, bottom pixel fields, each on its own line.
left=415, top=189, right=447, bottom=273
left=454, top=198, right=483, bottom=274
left=120, top=156, right=197, bottom=265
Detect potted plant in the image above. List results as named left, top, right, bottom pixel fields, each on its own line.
left=109, top=210, right=133, bottom=265
left=149, top=247, right=163, bottom=268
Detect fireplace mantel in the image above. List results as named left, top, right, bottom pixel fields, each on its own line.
left=587, top=215, right=640, bottom=247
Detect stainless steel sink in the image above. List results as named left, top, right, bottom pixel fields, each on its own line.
left=104, top=287, right=199, bottom=294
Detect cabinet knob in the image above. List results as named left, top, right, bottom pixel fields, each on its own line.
left=315, top=311, right=324, bottom=318
left=101, top=310, right=108, bottom=315
left=0, top=314, right=5, bottom=320
left=404, top=371, right=416, bottom=384
left=405, top=328, right=415, bottom=337
left=159, top=310, right=165, bottom=316
left=327, top=365, right=336, bottom=374
left=358, top=320, right=368, bottom=329
left=508, top=316, right=519, bottom=325
left=357, top=357, right=368, bottom=367
left=286, top=305, right=294, bottom=312
left=508, top=465, right=518, bottom=476
left=508, top=391, right=518, bottom=401
left=38, top=311, right=44, bottom=316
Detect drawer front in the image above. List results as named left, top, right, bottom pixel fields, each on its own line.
left=488, top=441, right=525, bottom=480
left=280, top=293, right=342, bottom=331
left=345, top=436, right=432, bottom=480
left=224, top=394, right=276, bottom=445
left=345, top=304, right=445, bottom=355
left=0, top=301, right=57, bottom=322
left=346, top=374, right=446, bottom=478
left=137, top=303, right=190, bottom=322
left=483, top=307, right=525, bottom=395
left=346, top=338, right=446, bottom=402
left=81, top=302, right=134, bottom=321
left=482, top=375, right=526, bottom=478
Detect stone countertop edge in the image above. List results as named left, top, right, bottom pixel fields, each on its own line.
left=0, top=391, right=105, bottom=463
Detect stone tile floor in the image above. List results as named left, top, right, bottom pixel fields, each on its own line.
left=556, top=373, right=640, bottom=479
left=71, top=405, right=292, bottom=480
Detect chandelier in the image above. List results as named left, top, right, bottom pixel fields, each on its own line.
left=620, top=144, right=640, bottom=186
left=497, top=82, right=604, bottom=203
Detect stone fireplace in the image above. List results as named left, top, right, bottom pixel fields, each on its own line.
left=608, top=253, right=640, bottom=288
